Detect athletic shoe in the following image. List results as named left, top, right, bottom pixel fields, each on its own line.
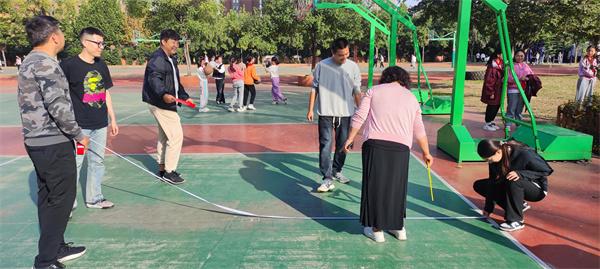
left=388, top=228, right=407, bottom=241
left=157, top=170, right=165, bottom=178
left=317, top=179, right=335, bottom=192
left=364, top=227, right=385, bottom=243
left=228, top=107, right=236, bottom=112
left=489, top=122, right=501, bottom=130
left=162, top=171, right=185, bottom=185
left=523, top=202, right=531, bottom=212
left=247, top=104, right=256, bottom=110
left=237, top=106, right=247, bottom=112
left=33, top=262, right=65, bottom=269
left=56, top=242, right=86, bottom=263
left=483, top=122, right=496, bottom=131
left=85, top=199, right=114, bottom=209
left=198, top=107, right=210, bottom=112
left=499, top=221, right=525, bottom=232
left=283, top=98, right=288, bottom=104
left=272, top=101, right=277, bottom=105
left=333, top=172, right=351, bottom=184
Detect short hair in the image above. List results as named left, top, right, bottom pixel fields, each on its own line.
left=79, top=27, right=105, bottom=40
left=271, top=56, right=279, bottom=65
left=379, top=66, right=411, bottom=88
left=160, top=29, right=180, bottom=42
left=245, top=55, right=254, bottom=64
left=25, top=16, right=61, bottom=47
left=330, top=38, right=349, bottom=52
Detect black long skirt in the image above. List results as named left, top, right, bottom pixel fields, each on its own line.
left=360, top=139, right=410, bottom=230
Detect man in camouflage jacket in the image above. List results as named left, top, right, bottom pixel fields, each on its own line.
left=18, top=16, right=88, bottom=269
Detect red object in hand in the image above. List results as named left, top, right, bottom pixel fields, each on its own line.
left=76, top=142, right=85, bottom=155
left=176, top=99, right=196, bottom=108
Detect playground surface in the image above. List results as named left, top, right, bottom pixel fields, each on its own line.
left=0, top=63, right=597, bottom=268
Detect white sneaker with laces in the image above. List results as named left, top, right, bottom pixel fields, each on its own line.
left=333, top=172, right=350, bottom=184
left=317, top=179, right=335, bottom=192
left=483, top=122, right=496, bottom=131
left=388, top=228, right=407, bottom=241
left=364, top=227, right=385, bottom=243
left=85, top=199, right=114, bottom=209
left=499, top=221, right=525, bottom=232
left=247, top=104, right=256, bottom=110
left=489, top=122, right=501, bottom=130
left=198, top=107, right=210, bottom=113
left=238, top=106, right=247, bottom=112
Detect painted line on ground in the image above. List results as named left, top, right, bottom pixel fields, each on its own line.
left=95, top=139, right=484, bottom=221
left=0, top=156, right=25, bottom=167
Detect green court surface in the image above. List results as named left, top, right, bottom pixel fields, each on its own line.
left=0, top=90, right=310, bottom=126
left=0, top=153, right=542, bottom=268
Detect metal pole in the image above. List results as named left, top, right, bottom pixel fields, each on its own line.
left=368, top=24, right=375, bottom=89
left=449, top=0, right=472, bottom=126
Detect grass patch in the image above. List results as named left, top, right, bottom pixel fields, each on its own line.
left=425, top=75, right=579, bottom=122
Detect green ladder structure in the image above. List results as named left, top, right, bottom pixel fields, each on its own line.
left=436, top=0, right=593, bottom=162
left=313, top=0, right=451, bottom=115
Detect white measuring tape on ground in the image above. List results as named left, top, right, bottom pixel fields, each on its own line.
left=92, top=139, right=485, bottom=221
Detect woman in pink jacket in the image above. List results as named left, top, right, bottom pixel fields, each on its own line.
left=506, top=50, right=533, bottom=130
left=343, top=66, right=433, bottom=243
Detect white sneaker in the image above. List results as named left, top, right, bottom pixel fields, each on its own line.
left=364, top=227, right=385, bottom=243
left=237, top=106, right=247, bottom=112
left=228, top=107, right=235, bottom=112
left=317, top=179, right=335, bottom=192
left=272, top=101, right=277, bottom=105
left=389, top=228, right=407, bottom=241
left=85, top=199, right=114, bottom=209
left=483, top=123, right=496, bottom=131
left=333, top=172, right=350, bottom=184
left=247, top=104, right=256, bottom=110
left=198, top=107, right=210, bottom=112
left=489, top=122, right=501, bottom=130
left=499, top=221, right=525, bottom=232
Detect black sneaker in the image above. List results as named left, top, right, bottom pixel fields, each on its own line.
left=162, top=171, right=185, bottom=185
left=56, top=242, right=86, bottom=263
left=157, top=170, right=165, bottom=178
left=33, top=261, right=65, bottom=269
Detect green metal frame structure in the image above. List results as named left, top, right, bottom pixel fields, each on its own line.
left=436, top=0, right=593, bottom=163
left=313, top=0, right=451, bottom=114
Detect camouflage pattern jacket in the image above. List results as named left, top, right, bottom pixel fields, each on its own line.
left=18, top=51, right=84, bottom=146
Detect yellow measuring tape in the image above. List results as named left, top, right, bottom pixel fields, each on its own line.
left=427, top=163, right=435, bottom=201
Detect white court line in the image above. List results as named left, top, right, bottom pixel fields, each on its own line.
left=0, top=156, right=25, bottom=167
left=117, top=110, right=149, bottom=123
left=95, top=140, right=484, bottom=221
left=410, top=153, right=550, bottom=269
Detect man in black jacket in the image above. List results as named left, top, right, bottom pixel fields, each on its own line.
left=142, top=29, right=192, bottom=184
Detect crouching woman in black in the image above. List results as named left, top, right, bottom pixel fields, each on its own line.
left=474, top=139, right=553, bottom=232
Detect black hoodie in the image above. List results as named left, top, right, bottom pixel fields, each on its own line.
left=484, top=146, right=553, bottom=212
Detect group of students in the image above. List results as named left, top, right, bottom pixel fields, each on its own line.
left=481, top=45, right=598, bottom=132
left=195, top=54, right=287, bottom=113
left=17, top=15, right=557, bottom=268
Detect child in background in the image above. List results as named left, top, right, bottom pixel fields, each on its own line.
left=266, top=56, right=287, bottom=105
left=243, top=56, right=261, bottom=111
left=197, top=59, right=213, bottom=112
left=228, top=57, right=245, bottom=112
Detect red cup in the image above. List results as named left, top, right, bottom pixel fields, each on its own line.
left=76, top=142, right=85, bottom=155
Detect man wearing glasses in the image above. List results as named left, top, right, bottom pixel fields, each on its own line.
left=60, top=27, right=118, bottom=210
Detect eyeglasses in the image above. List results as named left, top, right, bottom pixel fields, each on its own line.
left=85, top=39, right=105, bottom=48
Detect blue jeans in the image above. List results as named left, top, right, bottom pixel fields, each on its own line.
left=318, top=116, right=350, bottom=180
left=506, top=92, right=524, bottom=126
left=76, top=127, right=107, bottom=204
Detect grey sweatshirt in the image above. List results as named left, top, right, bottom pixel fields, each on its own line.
left=312, top=57, right=362, bottom=117
left=18, top=51, right=84, bottom=146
